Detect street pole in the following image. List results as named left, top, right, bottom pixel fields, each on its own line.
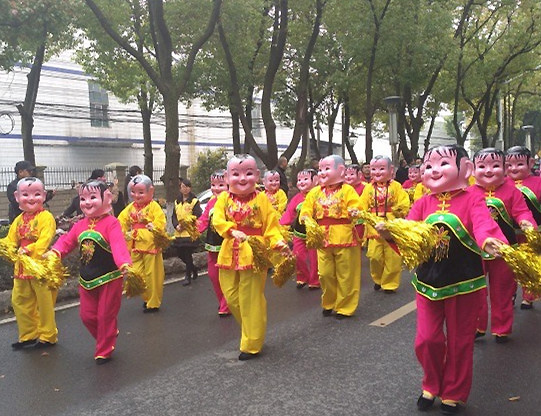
left=522, top=125, right=534, bottom=152
left=384, top=96, right=401, bottom=166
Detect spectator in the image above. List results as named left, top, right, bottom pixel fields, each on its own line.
left=124, top=165, right=143, bottom=204
left=361, top=162, right=371, bottom=183
left=395, top=159, right=409, bottom=184
left=89, top=169, right=106, bottom=182
left=276, top=156, right=289, bottom=195
left=62, top=182, right=84, bottom=218
left=7, top=161, right=35, bottom=224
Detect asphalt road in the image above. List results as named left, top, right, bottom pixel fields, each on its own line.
left=0, top=255, right=540, bottom=416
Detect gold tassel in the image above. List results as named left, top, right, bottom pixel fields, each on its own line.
left=304, top=217, right=325, bottom=249
left=178, top=215, right=201, bottom=241
left=279, top=225, right=293, bottom=243
left=151, top=228, right=175, bottom=250
left=500, top=244, right=541, bottom=296
left=0, top=238, right=18, bottom=263
left=272, top=254, right=296, bottom=288
left=41, top=255, right=70, bottom=290
left=524, top=227, right=541, bottom=253
left=247, top=236, right=273, bottom=273
left=123, top=265, right=147, bottom=298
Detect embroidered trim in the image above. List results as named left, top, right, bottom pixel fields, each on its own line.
left=79, top=270, right=122, bottom=290
left=412, top=274, right=486, bottom=300
left=518, top=185, right=541, bottom=213
left=78, top=230, right=111, bottom=253
left=486, top=196, right=514, bottom=227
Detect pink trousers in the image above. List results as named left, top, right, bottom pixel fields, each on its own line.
left=207, top=252, right=230, bottom=314
left=415, top=290, right=483, bottom=403
left=477, top=259, right=517, bottom=335
left=292, top=237, right=319, bottom=287
left=79, top=278, right=123, bottom=359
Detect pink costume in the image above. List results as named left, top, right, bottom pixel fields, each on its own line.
left=402, top=179, right=416, bottom=189
left=408, top=190, right=507, bottom=404
left=280, top=192, right=319, bottom=288
left=197, top=196, right=230, bottom=315
left=52, top=215, right=132, bottom=360
left=469, top=182, right=536, bottom=336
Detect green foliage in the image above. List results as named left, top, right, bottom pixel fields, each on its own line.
left=188, top=148, right=229, bottom=194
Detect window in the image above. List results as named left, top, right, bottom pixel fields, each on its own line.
left=88, top=81, right=109, bottom=127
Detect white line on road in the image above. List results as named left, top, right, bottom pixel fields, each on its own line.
left=369, top=300, right=416, bottom=327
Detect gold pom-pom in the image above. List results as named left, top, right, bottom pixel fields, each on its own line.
left=500, top=244, right=541, bottom=296
left=123, top=266, right=147, bottom=298
left=41, top=255, right=70, bottom=290
left=179, top=215, right=201, bottom=241
left=0, top=238, right=18, bottom=263
left=272, top=254, right=296, bottom=288
left=247, top=236, right=273, bottom=273
left=279, top=225, right=293, bottom=243
left=304, top=217, right=325, bottom=249
left=152, top=228, right=175, bottom=250
left=524, top=228, right=541, bottom=253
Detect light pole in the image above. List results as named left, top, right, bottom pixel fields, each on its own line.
left=384, top=96, right=401, bottom=166
left=522, top=125, right=534, bottom=151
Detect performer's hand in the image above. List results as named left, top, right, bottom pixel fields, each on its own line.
left=18, top=247, right=29, bottom=256
left=230, top=229, right=247, bottom=242
left=519, top=220, right=534, bottom=231
left=146, top=222, right=155, bottom=231
left=175, top=224, right=183, bottom=232
left=120, top=265, right=130, bottom=278
left=483, top=238, right=504, bottom=258
left=374, top=222, right=392, bottom=241
left=275, top=240, right=291, bottom=255
left=348, top=208, right=360, bottom=218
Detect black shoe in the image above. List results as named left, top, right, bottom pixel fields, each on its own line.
left=12, top=339, right=38, bottom=350
left=143, top=307, right=160, bottom=314
left=143, top=302, right=147, bottom=309
left=296, top=282, right=307, bottom=289
left=33, top=341, right=56, bottom=349
left=416, top=394, right=435, bottom=411
left=95, top=357, right=112, bottom=365
left=495, top=335, right=509, bottom=344
left=440, top=402, right=460, bottom=415
left=308, top=285, right=320, bottom=290
left=335, top=313, right=350, bottom=320
left=383, top=289, right=396, bottom=294
left=520, top=301, right=533, bottom=310
left=192, top=269, right=198, bottom=280
left=322, top=309, right=333, bottom=317
left=475, top=330, right=485, bottom=339
left=374, top=284, right=381, bottom=291
left=238, top=352, right=259, bottom=361
left=182, top=275, right=191, bottom=286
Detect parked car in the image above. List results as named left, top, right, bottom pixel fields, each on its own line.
left=196, top=189, right=213, bottom=212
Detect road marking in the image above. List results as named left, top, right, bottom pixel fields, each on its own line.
left=369, top=300, right=416, bottom=327
left=0, top=275, right=192, bottom=326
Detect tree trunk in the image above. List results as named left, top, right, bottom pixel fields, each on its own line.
left=162, top=93, right=181, bottom=202
left=16, top=41, right=46, bottom=165
left=229, top=104, right=242, bottom=154
left=342, top=98, right=358, bottom=164
left=138, top=90, right=154, bottom=176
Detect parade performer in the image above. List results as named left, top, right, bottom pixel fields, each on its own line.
left=396, top=145, right=507, bottom=414
left=263, top=170, right=288, bottom=214
left=402, top=164, right=423, bottom=204
left=172, top=178, right=202, bottom=286
left=197, top=170, right=230, bottom=316
left=51, top=180, right=132, bottom=364
left=359, top=156, right=410, bottom=293
left=212, top=154, right=289, bottom=360
left=6, top=177, right=57, bottom=350
left=280, top=169, right=319, bottom=289
left=505, top=145, right=541, bottom=309
left=345, top=163, right=367, bottom=249
left=299, top=155, right=362, bottom=318
left=118, top=175, right=166, bottom=313
left=470, top=148, right=536, bottom=342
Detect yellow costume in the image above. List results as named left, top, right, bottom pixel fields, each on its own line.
left=118, top=200, right=166, bottom=309
left=212, top=191, right=285, bottom=354
left=265, top=189, right=288, bottom=215
left=7, top=210, right=58, bottom=344
left=300, top=183, right=362, bottom=316
left=413, top=182, right=430, bottom=202
left=359, top=180, right=410, bottom=291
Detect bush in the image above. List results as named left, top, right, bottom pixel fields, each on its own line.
left=0, top=225, right=13, bottom=291
left=188, top=148, right=229, bottom=194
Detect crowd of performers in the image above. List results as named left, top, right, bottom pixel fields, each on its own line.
left=2, top=144, right=541, bottom=414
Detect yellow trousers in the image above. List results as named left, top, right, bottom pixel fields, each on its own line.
left=12, top=278, right=58, bottom=343
left=219, top=268, right=267, bottom=354
left=317, top=245, right=361, bottom=316
left=131, top=252, right=165, bottom=309
left=367, top=238, right=402, bottom=290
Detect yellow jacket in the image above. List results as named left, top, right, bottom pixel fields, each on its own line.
left=118, top=200, right=166, bottom=254
left=6, top=210, right=56, bottom=278
left=299, top=183, right=361, bottom=247
left=265, top=189, right=288, bottom=214
left=212, top=191, right=285, bottom=270
left=413, top=182, right=430, bottom=201
left=359, top=180, right=410, bottom=238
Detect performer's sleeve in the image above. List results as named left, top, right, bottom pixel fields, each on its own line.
left=117, top=204, right=130, bottom=233
left=197, top=198, right=213, bottom=233
left=25, top=213, right=56, bottom=257
left=345, top=186, right=362, bottom=213
left=193, top=199, right=203, bottom=218
left=406, top=197, right=424, bottom=222
left=150, top=201, right=166, bottom=232
left=299, top=189, right=315, bottom=222
left=394, top=184, right=411, bottom=217
left=470, top=194, right=508, bottom=247
left=52, top=222, right=80, bottom=257
left=358, top=184, right=372, bottom=211
left=260, top=194, right=286, bottom=248
left=510, top=186, right=538, bottom=227
left=107, top=219, right=133, bottom=268
left=212, top=193, right=236, bottom=238
left=280, top=195, right=298, bottom=226
left=276, top=190, right=288, bottom=214
left=6, top=218, right=20, bottom=246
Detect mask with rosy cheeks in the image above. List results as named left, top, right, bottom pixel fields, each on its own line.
left=423, top=148, right=473, bottom=193
left=370, top=158, right=393, bottom=184
left=505, top=155, right=533, bottom=181
left=79, top=185, right=113, bottom=218
left=474, top=155, right=505, bottom=188
left=408, top=168, right=421, bottom=183
left=344, top=168, right=362, bottom=186
left=226, top=158, right=260, bottom=196
left=15, top=180, right=45, bottom=214
left=296, top=172, right=316, bottom=194
left=263, top=173, right=281, bottom=193
left=210, top=177, right=227, bottom=196
left=130, top=182, right=154, bottom=206
left=318, top=157, right=345, bottom=187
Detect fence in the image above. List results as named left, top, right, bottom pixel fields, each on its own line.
left=0, top=166, right=166, bottom=192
